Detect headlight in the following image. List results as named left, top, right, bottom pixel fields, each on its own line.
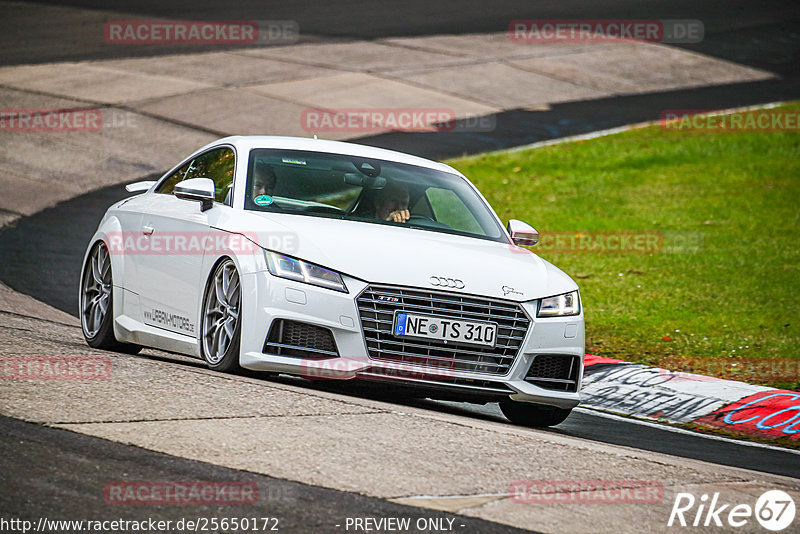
left=265, top=251, right=348, bottom=293
left=537, top=290, right=580, bottom=317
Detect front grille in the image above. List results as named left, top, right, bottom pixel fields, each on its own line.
left=525, top=354, right=580, bottom=392
left=264, top=319, right=338, bottom=358
left=357, top=285, right=530, bottom=375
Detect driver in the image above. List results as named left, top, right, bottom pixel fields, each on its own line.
left=252, top=162, right=277, bottom=200
left=374, top=182, right=410, bottom=223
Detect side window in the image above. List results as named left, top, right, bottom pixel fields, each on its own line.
left=155, top=161, right=191, bottom=195
left=410, top=192, right=435, bottom=218
left=426, top=188, right=483, bottom=234
left=155, top=147, right=236, bottom=204
left=183, top=147, right=236, bottom=204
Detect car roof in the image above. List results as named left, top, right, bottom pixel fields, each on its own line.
left=194, top=135, right=465, bottom=178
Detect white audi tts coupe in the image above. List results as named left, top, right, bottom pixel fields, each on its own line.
left=80, top=136, right=584, bottom=426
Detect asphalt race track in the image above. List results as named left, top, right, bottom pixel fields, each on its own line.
left=6, top=0, right=800, bottom=74
left=0, top=415, right=534, bottom=534
left=3, top=1, right=799, bottom=157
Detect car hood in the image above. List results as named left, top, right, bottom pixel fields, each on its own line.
left=215, top=211, right=577, bottom=302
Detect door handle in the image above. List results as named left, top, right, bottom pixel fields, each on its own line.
left=142, top=225, right=155, bottom=236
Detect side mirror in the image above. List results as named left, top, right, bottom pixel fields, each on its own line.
left=507, top=219, right=539, bottom=246
left=174, top=178, right=215, bottom=212
left=125, top=180, right=156, bottom=193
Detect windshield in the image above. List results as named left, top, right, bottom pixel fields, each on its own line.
left=244, top=149, right=506, bottom=242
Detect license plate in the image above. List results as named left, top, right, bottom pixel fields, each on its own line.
left=393, top=312, right=497, bottom=348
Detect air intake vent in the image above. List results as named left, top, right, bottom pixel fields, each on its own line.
left=525, top=354, right=580, bottom=392
left=264, top=320, right=338, bottom=358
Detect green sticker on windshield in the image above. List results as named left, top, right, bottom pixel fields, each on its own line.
left=281, top=158, right=306, bottom=165
left=254, top=195, right=273, bottom=206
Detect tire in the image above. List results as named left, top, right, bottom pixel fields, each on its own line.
left=499, top=400, right=572, bottom=427
left=80, top=241, right=142, bottom=354
left=201, top=258, right=242, bottom=372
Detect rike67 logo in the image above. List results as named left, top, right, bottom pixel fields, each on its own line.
left=668, top=490, right=795, bottom=531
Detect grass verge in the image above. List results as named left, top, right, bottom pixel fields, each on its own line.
left=447, top=103, right=800, bottom=389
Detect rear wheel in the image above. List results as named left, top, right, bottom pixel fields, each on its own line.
left=80, top=241, right=142, bottom=354
left=201, top=259, right=242, bottom=372
left=499, top=400, right=572, bottom=427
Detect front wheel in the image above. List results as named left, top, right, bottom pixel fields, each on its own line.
left=499, top=400, right=572, bottom=427
left=201, top=259, right=242, bottom=372
left=80, top=241, right=141, bottom=354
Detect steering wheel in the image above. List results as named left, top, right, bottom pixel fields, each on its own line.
left=404, top=214, right=452, bottom=230
left=406, top=214, right=435, bottom=223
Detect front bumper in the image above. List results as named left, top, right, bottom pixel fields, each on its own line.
left=239, top=272, right=584, bottom=410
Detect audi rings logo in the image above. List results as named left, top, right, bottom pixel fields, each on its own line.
left=429, top=276, right=465, bottom=289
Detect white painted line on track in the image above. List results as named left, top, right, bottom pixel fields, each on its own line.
left=574, top=406, right=800, bottom=455
left=494, top=100, right=797, bottom=155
